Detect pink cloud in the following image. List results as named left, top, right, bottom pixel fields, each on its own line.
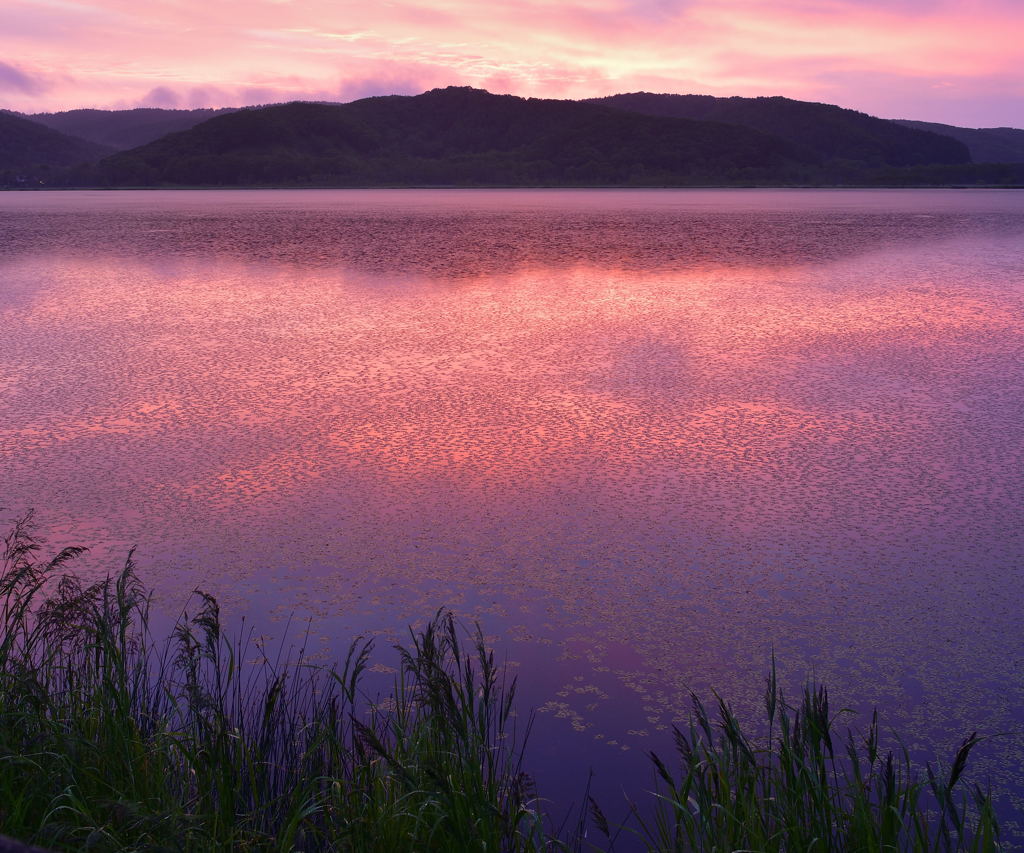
left=0, top=60, right=47, bottom=95
left=140, top=85, right=180, bottom=108
left=1, top=0, right=1021, bottom=126
left=337, top=76, right=427, bottom=102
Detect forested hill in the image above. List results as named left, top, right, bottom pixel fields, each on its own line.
left=29, top=107, right=239, bottom=152
left=75, top=87, right=816, bottom=187
left=0, top=110, right=112, bottom=184
left=588, top=93, right=970, bottom=168
left=892, top=119, right=1024, bottom=164
left=8, top=87, right=1024, bottom=188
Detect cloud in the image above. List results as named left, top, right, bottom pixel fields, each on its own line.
left=140, top=85, right=180, bottom=108
left=810, top=68, right=1024, bottom=126
left=1, top=0, right=1022, bottom=126
left=623, top=0, right=692, bottom=23
left=239, top=86, right=281, bottom=106
left=336, top=75, right=427, bottom=102
left=0, top=61, right=49, bottom=95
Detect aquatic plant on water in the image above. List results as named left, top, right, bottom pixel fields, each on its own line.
left=0, top=515, right=1004, bottom=851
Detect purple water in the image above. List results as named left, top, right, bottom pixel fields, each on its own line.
left=2, top=189, right=1023, bottom=832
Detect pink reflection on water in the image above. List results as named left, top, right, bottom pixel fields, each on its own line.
left=4, top=250, right=1017, bottom=534
left=3, top=192, right=1024, bottom=829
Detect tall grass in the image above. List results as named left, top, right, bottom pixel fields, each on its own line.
left=0, top=514, right=543, bottom=851
left=599, top=664, right=1001, bottom=852
left=0, top=515, right=1005, bottom=851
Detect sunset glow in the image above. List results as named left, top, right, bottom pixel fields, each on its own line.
left=2, top=0, right=1022, bottom=126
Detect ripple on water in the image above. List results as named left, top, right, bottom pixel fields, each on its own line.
left=1, top=189, right=1023, bottom=828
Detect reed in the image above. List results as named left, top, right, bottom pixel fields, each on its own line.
left=0, top=516, right=1004, bottom=851
left=0, top=514, right=543, bottom=851
left=593, top=661, right=1001, bottom=852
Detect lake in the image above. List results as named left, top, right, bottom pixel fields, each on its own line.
left=2, top=189, right=1023, bottom=832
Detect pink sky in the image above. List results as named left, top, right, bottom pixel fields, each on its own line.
left=2, top=0, right=1022, bottom=127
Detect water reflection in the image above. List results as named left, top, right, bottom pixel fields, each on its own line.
left=1, top=189, right=1023, bottom=825
left=4, top=189, right=1024, bottom=280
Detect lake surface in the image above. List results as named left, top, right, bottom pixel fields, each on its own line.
left=2, top=189, right=1023, bottom=832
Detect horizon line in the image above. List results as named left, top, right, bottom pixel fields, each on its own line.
left=8, top=86, right=1022, bottom=132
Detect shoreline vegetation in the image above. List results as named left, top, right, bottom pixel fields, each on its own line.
left=0, top=516, right=1003, bottom=851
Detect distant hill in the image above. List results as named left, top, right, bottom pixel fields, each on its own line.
left=9, top=87, right=1022, bottom=188
left=588, top=93, right=970, bottom=168
left=892, top=119, right=1024, bottom=164
left=0, top=110, right=112, bottom=184
left=28, top=107, right=239, bottom=151
left=81, top=87, right=817, bottom=187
